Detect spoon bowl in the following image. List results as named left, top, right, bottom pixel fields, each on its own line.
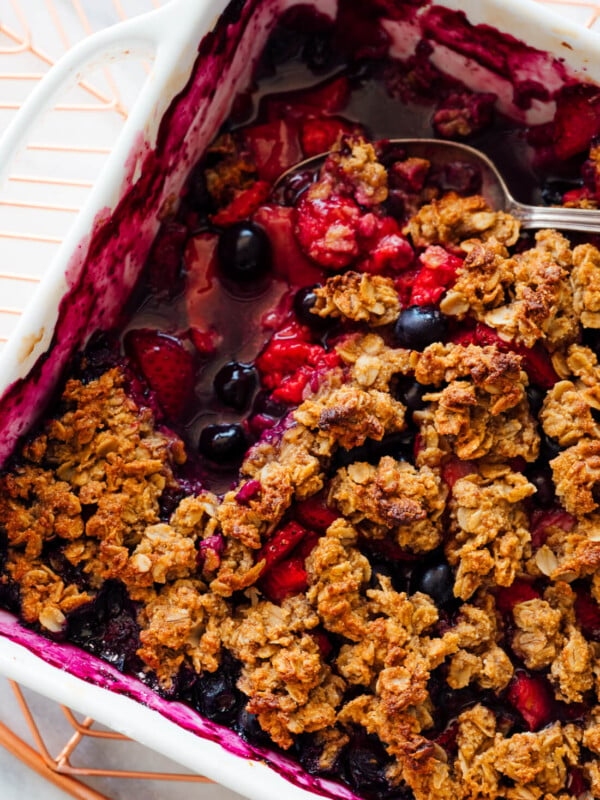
left=275, top=138, right=600, bottom=234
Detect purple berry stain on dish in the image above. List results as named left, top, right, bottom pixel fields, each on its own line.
left=0, top=2, right=600, bottom=799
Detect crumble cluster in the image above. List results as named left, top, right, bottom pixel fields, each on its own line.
left=3, top=140, right=600, bottom=800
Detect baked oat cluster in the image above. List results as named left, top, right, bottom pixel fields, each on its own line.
left=3, top=136, right=600, bottom=800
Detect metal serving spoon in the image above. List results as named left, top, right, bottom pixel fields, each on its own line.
left=275, top=138, right=600, bottom=233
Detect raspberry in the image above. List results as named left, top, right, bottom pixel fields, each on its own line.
left=410, top=245, right=462, bottom=305
left=358, top=215, right=414, bottom=274
left=390, top=157, right=430, bottom=192
left=197, top=534, right=225, bottom=570
left=256, top=322, right=340, bottom=405
left=395, top=267, right=422, bottom=306
left=188, top=326, right=221, bottom=356
left=294, top=195, right=361, bottom=269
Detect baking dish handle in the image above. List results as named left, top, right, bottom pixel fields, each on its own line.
left=0, top=0, right=195, bottom=183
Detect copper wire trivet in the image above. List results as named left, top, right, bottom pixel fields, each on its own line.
left=0, top=680, right=214, bottom=799
left=0, top=0, right=598, bottom=797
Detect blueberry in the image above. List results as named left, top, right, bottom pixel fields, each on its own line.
left=293, top=285, right=331, bottom=331
left=541, top=178, right=582, bottom=207
left=332, top=442, right=373, bottom=470
left=417, top=562, right=455, bottom=609
left=281, top=170, right=317, bottom=206
left=369, top=431, right=414, bottom=462
left=394, top=305, right=447, bottom=350
left=582, top=327, right=600, bottom=356
left=540, top=431, right=562, bottom=461
left=369, top=561, right=394, bottom=590
left=214, top=362, right=257, bottom=411
left=66, top=581, right=140, bottom=672
left=393, top=375, right=434, bottom=412
left=527, top=466, right=555, bottom=507
left=236, top=708, right=270, bottom=744
left=296, top=731, right=346, bottom=778
left=198, top=423, right=247, bottom=463
left=252, top=390, right=288, bottom=419
left=217, top=222, right=272, bottom=284
left=345, top=732, right=391, bottom=793
left=526, top=385, right=545, bottom=417
left=195, top=670, right=242, bottom=725
left=332, top=431, right=414, bottom=472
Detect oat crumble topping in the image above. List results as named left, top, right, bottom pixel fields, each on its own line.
left=4, top=137, right=600, bottom=800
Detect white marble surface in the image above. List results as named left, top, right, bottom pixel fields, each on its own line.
left=0, top=0, right=594, bottom=798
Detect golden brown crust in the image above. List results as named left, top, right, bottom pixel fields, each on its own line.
left=6, top=170, right=600, bottom=800
left=404, top=193, right=520, bottom=249
left=330, top=456, right=446, bottom=553
left=446, top=470, right=535, bottom=599
left=312, top=271, right=400, bottom=327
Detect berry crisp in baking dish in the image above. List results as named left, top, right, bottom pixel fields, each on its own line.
left=3, top=2, right=600, bottom=798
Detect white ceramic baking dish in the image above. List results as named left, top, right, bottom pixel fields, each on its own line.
left=0, top=1, right=599, bottom=797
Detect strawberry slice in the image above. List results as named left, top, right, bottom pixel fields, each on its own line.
left=295, top=492, right=340, bottom=532
left=530, top=508, right=576, bottom=549
left=125, top=330, right=195, bottom=419
left=450, top=323, right=559, bottom=389
left=252, top=204, right=325, bottom=286
left=257, top=521, right=310, bottom=576
left=295, top=531, right=321, bottom=560
left=568, top=766, right=588, bottom=797
left=210, top=181, right=271, bottom=227
left=574, top=589, right=600, bottom=640
left=260, top=555, right=308, bottom=603
left=506, top=671, right=554, bottom=731
left=243, top=119, right=302, bottom=183
left=553, top=85, right=600, bottom=160
left=312, top=630, right=334, bottom=659
left=265, top=76, right=351, bottom=120
left=441, top=456, right=478, bottom=489
left=495, top=580, right=541, bottom=616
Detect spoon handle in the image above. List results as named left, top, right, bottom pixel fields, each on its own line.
left=509, top=201, right=600, bottom=233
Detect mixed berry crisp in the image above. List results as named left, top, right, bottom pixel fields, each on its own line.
left=4, top=5, right=600, bottom=799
